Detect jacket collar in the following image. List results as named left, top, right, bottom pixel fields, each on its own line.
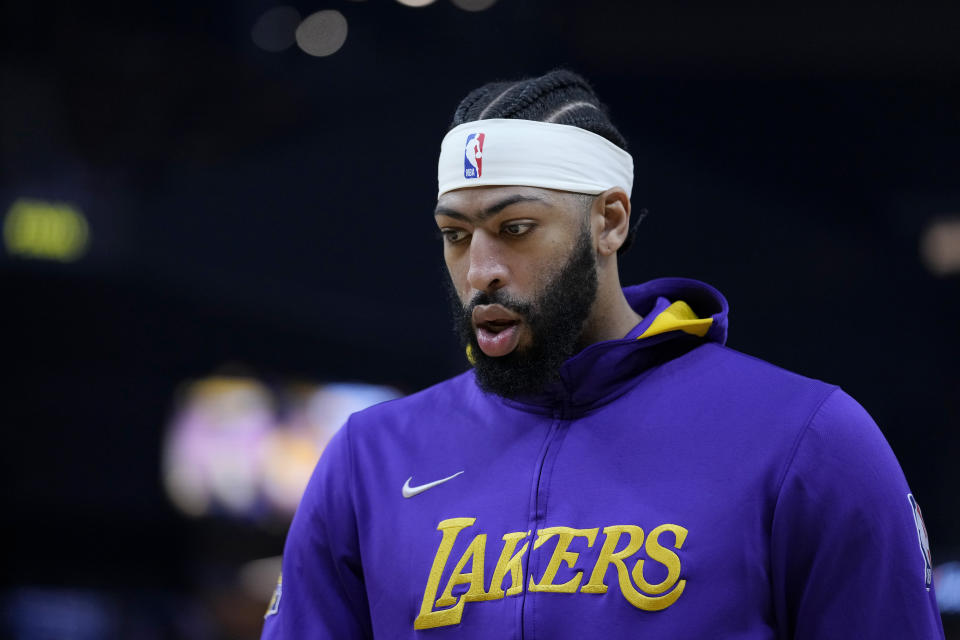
left=485, top=277, right=729, bottom=416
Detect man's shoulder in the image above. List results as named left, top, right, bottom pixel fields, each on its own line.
left=681, top=341, right=837, bottom=393
left=662, top=342, right=846, bottom=424
left=663, top=343, right=889, bottom=473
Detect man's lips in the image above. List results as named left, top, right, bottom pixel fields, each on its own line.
left=472, top=304, right=521, bottom=326
left=472, top=304, right=522, bottom=357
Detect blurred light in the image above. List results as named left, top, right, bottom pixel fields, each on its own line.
left=239, top=556, right=283, bottom=602
left=920, top=216, right=960, bottom=276
left=451, top=0, right=497, bottom=11
left=295, top=10, right=348, bottom=57
left=162, top=375, right=401, bottom=521
left=251, top=6, right=301, bottom=52
left=935, top=562, right=960, bottom=613
left=163, top=377, right=273, bottom=518
left=260, top=428, right=322, bottom=514
left=3, top=198, right=89, bottom=262
left=396, top=0, right=437, bottom=7
left=4, top=589, right=115, bottom=639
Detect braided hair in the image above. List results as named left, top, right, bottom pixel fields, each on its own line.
left=450, top=69, right=641, bottom=254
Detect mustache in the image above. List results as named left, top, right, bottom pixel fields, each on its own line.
left=463, top=289, right=533, bottom=318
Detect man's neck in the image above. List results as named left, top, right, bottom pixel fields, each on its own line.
left=579, top=286, right=643, bottom=348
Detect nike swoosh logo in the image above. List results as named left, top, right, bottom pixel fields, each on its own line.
left=402, top=471, right=464, bottom=499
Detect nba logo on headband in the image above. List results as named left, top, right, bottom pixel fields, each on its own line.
left=464, top=133, right=485, bottom=179
left=439, top=119, right=633, bottom=197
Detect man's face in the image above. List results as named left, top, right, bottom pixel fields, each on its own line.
left=435, top=186, right=599, bottom=397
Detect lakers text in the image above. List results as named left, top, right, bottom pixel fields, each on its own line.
left=415, top=517, right=688, bottom=630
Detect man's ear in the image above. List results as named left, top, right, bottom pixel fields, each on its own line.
left=594, top=187, right=631, bottom=256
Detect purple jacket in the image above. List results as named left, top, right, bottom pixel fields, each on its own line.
left=261, top=278, right=944, bottom=639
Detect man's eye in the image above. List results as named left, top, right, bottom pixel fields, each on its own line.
left=502, top=223, right=534, bottom=237
left=441, top=229, right=469, bottom=244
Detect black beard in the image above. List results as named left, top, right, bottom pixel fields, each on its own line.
left=447, top=226, right=598, bottom=398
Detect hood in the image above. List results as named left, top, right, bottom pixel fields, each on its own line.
left=623, top=277, right=728, bottom=344
left=490, top=277, right=729, bottom=415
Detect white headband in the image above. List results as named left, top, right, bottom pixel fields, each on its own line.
left=437, top=118, right=634, bottom=198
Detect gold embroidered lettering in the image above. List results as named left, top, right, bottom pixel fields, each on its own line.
left=528, top=527, right=599, bottom=593
left=581, top=525, right=645, bottom=595
left=436, top=533, right=488, bottom=607
left=480, top=531, right=530, bottom=601
left=414, top=518, right=688, bottom=631
left=629, top=523, right=687, bottom=608
left=414, top=517, right=475, bottom=630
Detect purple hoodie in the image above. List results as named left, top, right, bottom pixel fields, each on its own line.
left=261, top=278, right=944, bottom=639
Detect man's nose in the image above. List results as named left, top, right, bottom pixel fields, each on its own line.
left=466, top=231, right=509, bottom=294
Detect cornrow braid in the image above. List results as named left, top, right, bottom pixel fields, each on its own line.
left=450, top=69, right=640, bottom=254
left=450, top=69, right=628, bottom=151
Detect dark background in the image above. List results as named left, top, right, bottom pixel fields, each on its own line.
left=2, top=0, right=958, bottom=637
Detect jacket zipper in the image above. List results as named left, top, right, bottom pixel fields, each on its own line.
left=519, top=393, right=570, bottom=640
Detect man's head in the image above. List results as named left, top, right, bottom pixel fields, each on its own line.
left=435, top=70, right=636, bottom=397
left=451, top=69, right=628, bottom=158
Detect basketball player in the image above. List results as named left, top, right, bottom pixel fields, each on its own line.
left=261, top=70, right=945, bottom=639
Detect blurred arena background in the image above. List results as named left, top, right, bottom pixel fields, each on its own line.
left=2, top=0, right=959, bottom=637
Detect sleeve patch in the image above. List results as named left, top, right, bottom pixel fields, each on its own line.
left=265, top=573, right=282, bottom=619
left=907, top=494, right=933, bottom=590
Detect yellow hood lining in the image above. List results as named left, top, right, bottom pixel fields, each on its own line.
left=637, top=300, right=713, bottom=340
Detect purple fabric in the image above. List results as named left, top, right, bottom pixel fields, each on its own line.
left=261, top=278, right=944, bottom=639
left=623, top=295, right=670, bottom=340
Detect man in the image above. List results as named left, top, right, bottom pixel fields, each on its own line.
left=261, top=70, right=945, bottom=638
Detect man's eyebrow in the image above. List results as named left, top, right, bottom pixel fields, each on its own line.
left=434, top=194, right=549, bottom=222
